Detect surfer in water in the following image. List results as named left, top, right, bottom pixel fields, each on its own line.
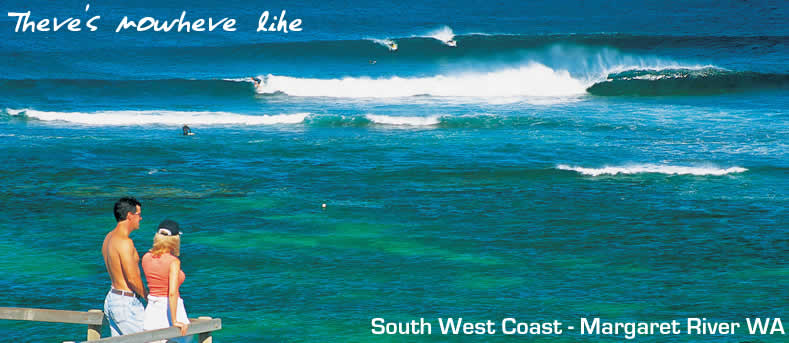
left=182, top=125, right=193, bottom=136
left=387, top=41, right=398, bottom=51
left=446, top=39, right=457, bottom=47
left=250, top=76, right=262, bottom=88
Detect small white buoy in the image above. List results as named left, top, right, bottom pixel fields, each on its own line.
left=322, top=203, right=327, bottom=208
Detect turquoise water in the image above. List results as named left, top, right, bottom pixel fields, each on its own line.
left=0, top=1, right=787, bottom=342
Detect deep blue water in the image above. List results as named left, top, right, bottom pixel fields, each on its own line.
left=0, top=1, right=787, bottom=342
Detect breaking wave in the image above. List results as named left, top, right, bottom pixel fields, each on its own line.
left=587, top=67, right=789, bottom=96
left=252, top=63, right=587, bottom=98
left=557, top=164, right=748, bottom=176
left=5, top=109, right=308, bottom=126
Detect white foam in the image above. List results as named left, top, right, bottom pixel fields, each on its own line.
left=223, top=77, right=254, bottom=83
left=368, top=38, right=397, bottom=50
left=11, top=109, right=309, bottom=126
left=424, top=26, right=455, bottom=44
left=254, top=63, right=587, bottom=98
left=365, top=114, right=441, bottom=126
left=557, top=164, right=748, bottom=176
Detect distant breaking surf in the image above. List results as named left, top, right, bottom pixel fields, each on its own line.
left=3, top=111, right=577, bottom=129
left=365, top=114, right=441, bottom=126
left=6, top=109, right=308, bottom=126
left=557, top=164, right=748, bottom=176
left=252, top=63, right=587, bottom=98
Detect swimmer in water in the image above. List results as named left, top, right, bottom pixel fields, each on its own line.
left=250, top=76, right=262, bottom=87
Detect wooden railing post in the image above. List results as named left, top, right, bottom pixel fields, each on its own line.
left=197, top=316, right=212, bottom=343
left=87, top=309, right=103, bottom=341
left=2, top=307, right=220, bottom=342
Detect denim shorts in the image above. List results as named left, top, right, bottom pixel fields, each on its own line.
left=104, top=289, right=145, bottom=336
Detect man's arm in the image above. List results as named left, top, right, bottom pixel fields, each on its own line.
left=119, top=241, right=148, bottom=298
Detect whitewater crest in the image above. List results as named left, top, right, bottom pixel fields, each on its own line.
left=253, top=63, right=587, bottom=98
left=557, top=164, right=748, bottom=176
left=368, top=38, right=398, bottom=51
left=424, top=25, right=457, bottom=46
left=365, top=114, right=441, bottom=126
left=5, top=110, right=570, bottom=129
left=6, top=109, right=309, bottom=126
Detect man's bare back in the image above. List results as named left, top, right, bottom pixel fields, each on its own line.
left=102, top=203, right=147, bottom=298
left=103, top=231, right=139, bottom=293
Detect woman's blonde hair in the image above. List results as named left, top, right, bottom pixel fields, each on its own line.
left=150, top=232, right=180, bottom=257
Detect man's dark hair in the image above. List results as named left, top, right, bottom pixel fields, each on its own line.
left=114, top=197, right=141, bottom=222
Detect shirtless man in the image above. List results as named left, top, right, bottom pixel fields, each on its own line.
left=102, top=197, right=148, bottom=336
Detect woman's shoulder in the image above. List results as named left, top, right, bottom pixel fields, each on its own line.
left=141, top=252, right=153, bottom=270
left=161, top=252, right=180, bottom=262
left=143, top=251, right=178, bottom=261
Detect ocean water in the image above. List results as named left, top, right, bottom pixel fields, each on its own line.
left=0, top=1, right=787, bottom=342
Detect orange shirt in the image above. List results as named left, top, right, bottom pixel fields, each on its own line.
left=142, top=252, right=185, bottom=297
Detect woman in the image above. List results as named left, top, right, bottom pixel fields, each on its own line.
left=142, top=219, right=191, bottom=342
